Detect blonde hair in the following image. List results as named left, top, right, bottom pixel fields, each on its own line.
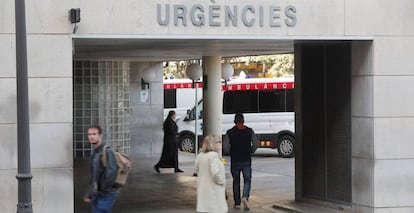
left=201, top=135, right=221, bottom=153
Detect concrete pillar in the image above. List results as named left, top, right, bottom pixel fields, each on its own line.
left=351, top=41, right=375, bottom=213
left=129, top=62, right=164, bottom=158
left=202, top=56, right=222, bottom=138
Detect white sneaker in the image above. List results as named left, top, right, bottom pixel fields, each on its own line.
left=242, top=197, right=250, bottom=211
left=234, top=205, right=241, bottom=209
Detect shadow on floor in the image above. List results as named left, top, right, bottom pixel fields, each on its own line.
left=74, top=152, right=344, bottom=213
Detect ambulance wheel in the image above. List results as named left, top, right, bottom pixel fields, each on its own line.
left=277, top=135, right=295, bottom=158
left=179, top=134, right=195, bottom=153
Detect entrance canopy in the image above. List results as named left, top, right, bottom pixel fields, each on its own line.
left=73, top=36, right=294, bottom=60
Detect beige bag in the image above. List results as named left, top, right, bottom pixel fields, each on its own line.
left=102, top=145, right=132, bottom=187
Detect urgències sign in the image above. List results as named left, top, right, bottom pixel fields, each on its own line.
left=157, top=4, right=297, bottom=27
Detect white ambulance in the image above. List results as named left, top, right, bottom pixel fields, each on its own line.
left=169, top=77, right=295, bottom=158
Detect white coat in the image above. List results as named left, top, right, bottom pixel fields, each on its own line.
left=195, top=151, right=228, bottom=213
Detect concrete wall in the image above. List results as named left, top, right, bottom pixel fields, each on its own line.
left=352, top=40, right=414, bottom=213
left=349, top=1, right=414, bottom=212
left=0, top=35, right=73, bottom=212
left=1, top=0, right=414, bottom=212
left=76, top=0, right=301, bottom=36
left=129, top=62, right=164, bottom=158
left=0, top=0, right=74, bottom=211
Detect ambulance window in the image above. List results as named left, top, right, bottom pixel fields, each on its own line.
left=258, top=90, right=285, bottom=112
left=197, top=100, right=203, bottom=119
left=285, top=89, right=294, bottom=112
left=223, top=90, right=258, bottom=114
left=163, top=89, right=176, bottom=108
left=186, top=100, right=202, bottom=121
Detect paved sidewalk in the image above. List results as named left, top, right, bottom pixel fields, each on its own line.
left=74, top=151, right=348, bottom=213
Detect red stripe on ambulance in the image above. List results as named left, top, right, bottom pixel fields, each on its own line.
left=164, top=82, right=294, bottom=90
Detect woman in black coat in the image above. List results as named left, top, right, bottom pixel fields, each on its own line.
left=154, top=110, right=183, bottom=173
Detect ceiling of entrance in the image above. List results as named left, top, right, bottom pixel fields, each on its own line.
left=73, top=38, right=293, bottom=61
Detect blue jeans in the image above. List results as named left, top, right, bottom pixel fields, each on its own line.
left=92, top=192, right=118, bottom=213
left=231, top=162, right=252, bottom=205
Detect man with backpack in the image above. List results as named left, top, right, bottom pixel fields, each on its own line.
left=83, top=124, right=119, bottom=213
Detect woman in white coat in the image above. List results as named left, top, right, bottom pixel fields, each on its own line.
left=194, top=135, right=228, bottom=213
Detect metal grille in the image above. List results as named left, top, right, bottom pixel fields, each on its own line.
left=301, top=45, right=326, bottom=200
left=326, top=44, right=351, bottom=203
left=299, top=43, right=351, bottom=204
left=73, top=60, right=131, bottom=159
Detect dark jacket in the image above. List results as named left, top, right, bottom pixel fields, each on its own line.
left=85, top=143, right=118, bottom=198
left=163, top=117, right=178, bottom=139
left=226, top=125, right=256, bottom=165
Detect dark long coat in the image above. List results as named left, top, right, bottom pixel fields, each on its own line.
left=157, top=117, right=179, bottom=168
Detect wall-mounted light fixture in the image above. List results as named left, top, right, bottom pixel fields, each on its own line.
left=69, top=8, right=81, bottom=33
left=221, top=63, right=234, bottom=87
left=141, top=78, right=149, bottom=90
left=141, top=65, right=157, bottom=90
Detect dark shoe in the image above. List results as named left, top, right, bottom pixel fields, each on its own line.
left=175, top=169, right=184, bottom=173
left=154, top=165, right=160, bottom=173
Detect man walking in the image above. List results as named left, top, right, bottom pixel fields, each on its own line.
left=83, top=124, right=119, bottom=213
left=226, top=113, right=257, bottom=211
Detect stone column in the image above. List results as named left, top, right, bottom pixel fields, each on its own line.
left=202, top=56, right=222, bottom=138
left=352, top=38, right=414, bottom=212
